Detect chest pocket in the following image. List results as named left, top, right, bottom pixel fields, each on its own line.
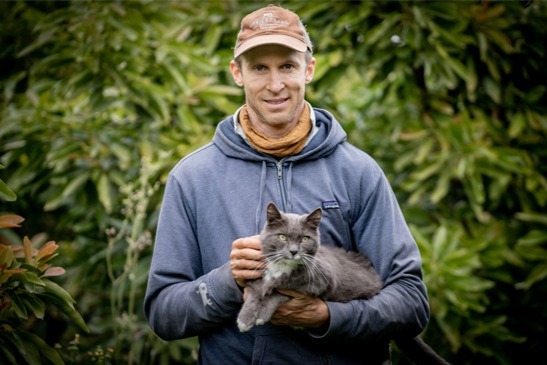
left=319, top=206, right=353, bottom=251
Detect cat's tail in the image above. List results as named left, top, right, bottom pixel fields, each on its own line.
left=394, top=336, right=451, bottom=365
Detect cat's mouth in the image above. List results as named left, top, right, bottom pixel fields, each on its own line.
left=280, top=256, right=303, bottom=265
left=267, top=257, right=303, bottom=277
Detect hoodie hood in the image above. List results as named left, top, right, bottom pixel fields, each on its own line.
left=213, top=107, right=347, bottom=163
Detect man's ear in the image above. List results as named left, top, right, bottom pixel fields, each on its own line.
left=230, top=60, right=244, bottom=87
left=305, top=57, right=316, bottom=84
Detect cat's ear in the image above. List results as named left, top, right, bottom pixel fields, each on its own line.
left=266, top=203, right=283, bottom=225
left=305, top=208, right=322, bottom=230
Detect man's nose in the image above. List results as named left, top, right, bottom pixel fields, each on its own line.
left=267, top=71, right=284, bottom=93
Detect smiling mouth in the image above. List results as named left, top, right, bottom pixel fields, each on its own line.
left=266, top=98, right=288, bottom=105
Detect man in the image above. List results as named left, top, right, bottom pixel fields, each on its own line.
left=144, top=5, right=429, bottom=364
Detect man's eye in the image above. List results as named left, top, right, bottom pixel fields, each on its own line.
left=253, top=65, right=266, bottom=71
left=301, top=236, right=309, bottom=243
left=281, top=64, right=294, bottom=70
left=278, top=234, right=287, bottom=241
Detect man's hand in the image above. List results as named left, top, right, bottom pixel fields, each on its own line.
left=230, top=235, right=266, bottom=287
left=271, top=289, right=330, bottom=329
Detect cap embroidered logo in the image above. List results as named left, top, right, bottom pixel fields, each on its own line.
left=250, top=12, right=289, bottom=31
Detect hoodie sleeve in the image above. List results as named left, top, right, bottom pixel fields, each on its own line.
left=310, top=170, right=430, bottom=341
left=144, top=174, right=243, bottom=340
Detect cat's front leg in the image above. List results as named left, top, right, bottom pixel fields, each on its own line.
left=254, top=292, right=291, bottom=327
left=237, top=281, right=263, bottom=332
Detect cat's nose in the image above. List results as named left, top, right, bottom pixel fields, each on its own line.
left=289, top=250, right=298, bottom=257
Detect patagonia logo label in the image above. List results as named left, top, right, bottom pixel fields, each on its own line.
left=322, top=201, right=340, bottom=210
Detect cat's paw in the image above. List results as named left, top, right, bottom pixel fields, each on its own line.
left=237, top=308, right=257, bottom=332
left=256, top=318, right=265, bottom=326
left=237, top=318, right=253, bottom=332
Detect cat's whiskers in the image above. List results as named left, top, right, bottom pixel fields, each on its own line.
left=264, top=251, right=304, bottom=279
left=248, top=260, right=266, bottom=271
left=300, top=254, right=330, bottom=293
left=264, top=252, right=289, bottom=265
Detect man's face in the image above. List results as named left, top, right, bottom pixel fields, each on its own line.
left=230, top=45, right=315, bottom=136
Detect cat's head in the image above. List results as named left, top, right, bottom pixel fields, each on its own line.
left=260, top=203, right=322, bottom=263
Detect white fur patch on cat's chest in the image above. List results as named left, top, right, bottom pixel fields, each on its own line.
left=265, top=260, right=300, bottom=280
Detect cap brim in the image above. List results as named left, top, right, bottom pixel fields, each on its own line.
left=234, top=34, right=307, bottom=58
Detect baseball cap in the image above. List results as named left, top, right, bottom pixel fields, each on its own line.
left=234, top=5, right=312, bottom=58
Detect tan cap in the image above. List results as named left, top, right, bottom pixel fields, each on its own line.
left=234, top=5, right=311, bottom=58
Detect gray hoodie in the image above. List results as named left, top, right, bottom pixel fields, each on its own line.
left=144, top=107, right=429, bottom=364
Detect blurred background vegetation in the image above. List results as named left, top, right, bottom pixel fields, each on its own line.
left=0, top=1, right=545, bottom=364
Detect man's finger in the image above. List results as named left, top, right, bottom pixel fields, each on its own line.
left=231, top=258, right=266, bottom=270
left=276, top=289, right=303, bottom=298
left=232, top=235, right=261, bottom=250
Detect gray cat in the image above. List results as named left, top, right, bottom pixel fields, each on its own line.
left=237, top=202, right=450, bottom=365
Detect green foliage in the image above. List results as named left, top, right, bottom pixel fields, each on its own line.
left=0, top=1, right=545, bottom=364
left=1, top=1, right=227, bottom=363
left=0, top=214, right=89, bottom=365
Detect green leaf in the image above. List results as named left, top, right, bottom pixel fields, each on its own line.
left=61, top=173, right=90, bottom=199
left=464, top=174, right=485, bottom=205
left=515, top=212, right=547, bottom=226
left=204, top=24, right=223, bottom=55
left=516, top=230, right=547, bottom=247
left=364, top=14, right=401, bottom=47
left=23, top=295, right=46, bottom=319
left=465, top=57, right=478, bottom=94
left=516, top=264, right=547, bottom=290
left=431, top=171, right=451, bottom=203
left=411, top=159, right=445, bottom=181
left=18, top=272, right=46, bottom=292
left=508, top=112, right=527, bottom=139
left=445, top=57, right=468, bottom=82
left=43, top=190, right=67, bottom=212
left=9, top=294, right=29, bottom=320
left=97, top=174, right=115, bottom=214
left=42, top=277, right=76, bottom=304
left=12, top=332, right=41, bottom=365
left=483, top=27, right=515, bottom=54
left=0, top=179, right=17, bottom=202
left=431, top=225, right=448, bottom=261
left=0, top=337, right=17, bottom=364
left=477, top=31, right=488, bottom=61
left=436, top=316, right=461, bottom=351
left=162, top=61, right=191, bottom=97
left=20, top=332, right=64, bottom=365
left=484, top=77, right=501, bottom=104
left=3, top=332, right=41, bottom=365
left=42, top=279, right=89, bottom=333
left=413, top=138, right=435, bottom=165
left=16, top=28, right=56, bottom=57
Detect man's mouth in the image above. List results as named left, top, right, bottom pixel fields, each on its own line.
left=266, top=98, right=288, bottom=105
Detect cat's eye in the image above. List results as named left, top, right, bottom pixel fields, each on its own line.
left=301, top=236, right=309, bottom=243
left=278, top=234, right=287, bottom=241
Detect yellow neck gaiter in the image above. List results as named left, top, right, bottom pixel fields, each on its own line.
left=239, top=104, right=311, bottom=158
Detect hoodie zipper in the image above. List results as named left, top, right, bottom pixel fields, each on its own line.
left=277, top=160, right=288, bottom=211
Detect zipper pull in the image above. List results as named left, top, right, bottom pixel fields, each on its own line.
left=277, top=161, right=283, bottom=180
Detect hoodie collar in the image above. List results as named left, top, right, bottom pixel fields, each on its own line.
left=213, top=104, right=346, bottom=162
left=233, top=101, right=320, bottom=149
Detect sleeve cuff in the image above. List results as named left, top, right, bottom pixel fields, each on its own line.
left=308, top=301, right=355, bottom=339
left=206, top=262, right=244, bottom=310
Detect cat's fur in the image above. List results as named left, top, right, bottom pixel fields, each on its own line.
left=237, top=202, right=450, bottom=365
